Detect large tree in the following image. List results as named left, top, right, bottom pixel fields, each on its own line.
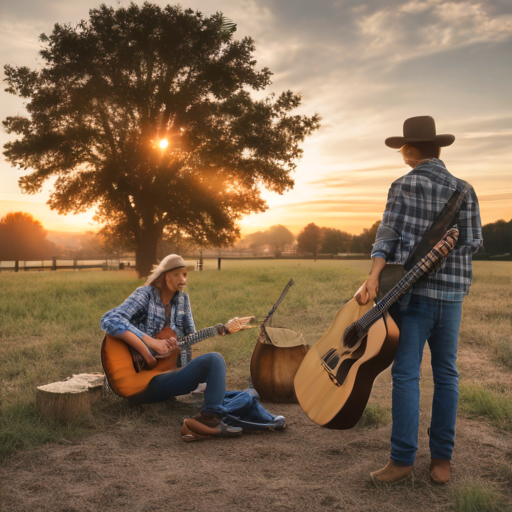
left=3, top=3, right=320, bottom=276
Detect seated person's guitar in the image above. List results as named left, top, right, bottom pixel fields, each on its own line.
left=294, top=229, right=458, bottom=430
left=102, top=319, right=252, bottom=398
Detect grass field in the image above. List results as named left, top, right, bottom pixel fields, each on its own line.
left=1, top=260, right=511, bottom=510
left=0, top=260, right=369, bottom=458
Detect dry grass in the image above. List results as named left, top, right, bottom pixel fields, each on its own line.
left=1, top=260, right=511, bottom=511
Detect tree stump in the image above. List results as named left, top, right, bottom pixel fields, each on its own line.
left=36, top=373, right=105, bottom=423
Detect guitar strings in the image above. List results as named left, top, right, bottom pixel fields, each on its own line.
left=322, top=233, right=456, bottom=369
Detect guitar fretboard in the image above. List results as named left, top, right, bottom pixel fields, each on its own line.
left=177, top=325, right=219, bottom=348
left=344, top=229, right=458, bottom=346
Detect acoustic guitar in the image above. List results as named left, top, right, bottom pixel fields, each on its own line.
left=294, top=228, right=459, bottom=430
left=101, top=324, right=228, bottom=399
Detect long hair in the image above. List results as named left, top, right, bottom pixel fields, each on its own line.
left=150, top=272, right=167, bottom=291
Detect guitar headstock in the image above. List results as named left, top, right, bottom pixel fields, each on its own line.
left=434, top=228, right=459, bottom=257
left=417, top=228, right=459, bottom=276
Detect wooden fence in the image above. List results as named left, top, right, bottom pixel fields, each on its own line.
left=0, top=257, right=133, bottom=272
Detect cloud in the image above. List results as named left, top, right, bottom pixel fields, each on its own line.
left=308, top=174, right=399, bottom=189
left=1, top=0, right=511, bottom=235
left=460, top=129, right=512, bottom=139
left=357, top=0, right=512, bottom=63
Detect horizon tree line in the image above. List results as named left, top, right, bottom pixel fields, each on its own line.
left=1, top=211, right=510, bottom=262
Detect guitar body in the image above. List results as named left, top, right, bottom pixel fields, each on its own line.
left=101, top=330, right=180, bottom=398
left=295, top=229, right=459, bottom=430
left=294, top=298, right=399, bottom=429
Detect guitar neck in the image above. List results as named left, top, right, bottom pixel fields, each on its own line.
left=178, top=325, right=219, bottom=348
left=358, top=267, right=421, bottom=331
left=346, top=228, right=459, bottom=344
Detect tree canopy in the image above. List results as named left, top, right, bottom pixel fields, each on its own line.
left=481, top=218, right=511, bottom=256
left=320, top=227, right=352, bottom=255
left=3, top=3, right=320, bottom=276
left=0, top=212, right=58, bottom=261
left=351, top=220, right=380, bottom=254
left=239, top=224, right=295, bottom=251
left=297, top=223, right=323, bottom=260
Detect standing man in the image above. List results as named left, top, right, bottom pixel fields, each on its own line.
left=355, top=116, right=482, bottom=484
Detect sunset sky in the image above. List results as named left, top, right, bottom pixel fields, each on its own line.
left=1, top=0, right=511, bottom=237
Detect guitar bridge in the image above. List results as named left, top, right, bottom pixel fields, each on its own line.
left=321, top=360, right=342, bottom=387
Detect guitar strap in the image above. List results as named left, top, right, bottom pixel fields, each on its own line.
left=404, top=178, right=470, bottom=271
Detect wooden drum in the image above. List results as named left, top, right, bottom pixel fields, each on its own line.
left=250, top=326, right=309, bottom=403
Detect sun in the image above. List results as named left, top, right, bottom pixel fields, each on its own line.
left=159, top=139, right=169, bottom=149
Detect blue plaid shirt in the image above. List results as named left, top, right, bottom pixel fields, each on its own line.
left=100, top=286, right=196, bottom=366
left=371, top=159, right=483, bottom=301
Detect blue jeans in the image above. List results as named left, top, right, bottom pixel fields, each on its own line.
left=390, top=293, right=463, bottom=466
left=128, top=352, right=226, bottom=415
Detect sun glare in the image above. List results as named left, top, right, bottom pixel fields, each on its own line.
left=159, top=139, right=169, bottom=149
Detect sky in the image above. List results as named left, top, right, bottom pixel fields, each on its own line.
left=1, top=0, right=511, bottom=237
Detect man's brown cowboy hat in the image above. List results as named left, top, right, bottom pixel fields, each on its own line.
left=385, top=116, right=455, bottom=149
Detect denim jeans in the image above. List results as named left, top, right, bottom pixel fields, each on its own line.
left=390, top=293, right=463, bottom=466
left=128, top=352, right=226, bottom=415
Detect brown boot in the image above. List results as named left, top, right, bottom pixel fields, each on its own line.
left=370, top=459, right=413, bottom=486
left=430, top=459, right=450, bottom=484
left=192, top=412, right=220, bottom=428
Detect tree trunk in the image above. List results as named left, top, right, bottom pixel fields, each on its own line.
left=135, top=226, right=163, bottom=278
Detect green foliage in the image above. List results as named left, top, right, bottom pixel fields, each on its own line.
left=496, top=339, right=512, bottom=370
left=3, top=3, right=320, bottom=276
left=459, top=262, right=512, bottom=371
left=451, top=481, right=508, bottom=512
left=321, top=227, right=353, bottom=255
left=357, top=403, right=390, bottom=428
left=297, top=223, right=323, bottom=259
left=459, top=383, right=512, bottom=430
left=481, top=219, right=512, bottom=256
left=351, top=220, right=381, bottom=254
left=239, top=224, right=295, bottom=252
left=0, top=211, right=57, bottom=260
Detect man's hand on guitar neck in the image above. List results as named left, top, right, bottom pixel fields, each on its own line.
left=354, top=257, right=386, bottom=305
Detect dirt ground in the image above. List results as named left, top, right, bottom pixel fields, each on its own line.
left=1, top=342, right=512, bottom=512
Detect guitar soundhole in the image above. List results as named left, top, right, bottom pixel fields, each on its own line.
left=336, top=359, right=356, bottom=386
left=351, top=335, right=367, bottom=358
left=335, top=335, right=368, bottom=385
left=322, top=348, right=340, bottom=370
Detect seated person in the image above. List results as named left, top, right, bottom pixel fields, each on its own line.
left=100, top=254, right=250, bottom=440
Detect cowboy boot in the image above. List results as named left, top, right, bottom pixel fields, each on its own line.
left=181, top=412, right=242, bottom=442
left=370, top=459, right=413, bottom=485
left=430, top=459, right=451, bottom=484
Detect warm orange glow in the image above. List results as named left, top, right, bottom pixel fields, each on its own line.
left=159, top=139, right=168, bottom=149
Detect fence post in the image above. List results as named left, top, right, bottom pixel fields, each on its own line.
left=218, top=257, right=221, bottom=270
left=15, top=260, right=19, bottom=272
left=52, top=257, right=57, bottom=271
left=73, top=258, right=78, bottom=270
left=199, top=250, right=203, bottom=271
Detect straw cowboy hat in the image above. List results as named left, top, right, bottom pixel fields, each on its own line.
left=385, top=116, right=455, bottom=149
left=145, top=254, right=187, bottom=286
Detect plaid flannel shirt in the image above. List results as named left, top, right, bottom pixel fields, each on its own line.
left=371, top=159, right=483, bottom=301
left=100, top=286, right=196, bottom=366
